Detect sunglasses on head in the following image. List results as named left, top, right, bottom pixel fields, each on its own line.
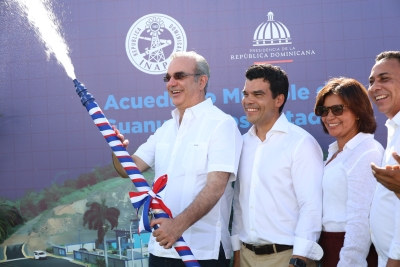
left=163, top=72, right=201, bottom=82
left=315, top=104, right=348, bottom=117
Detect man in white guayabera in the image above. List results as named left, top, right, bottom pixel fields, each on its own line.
left=231, top=64, right=323, bottom=267
left=369, top=51, right=400, bottom=267
left=112, top=51, right=243, bottom=267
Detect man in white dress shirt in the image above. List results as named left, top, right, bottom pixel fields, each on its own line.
left=231, top=64, right=324, bottom=267
left=369, top=51, right=400, bottom=267
left=112, top=51, right=243, bottom=267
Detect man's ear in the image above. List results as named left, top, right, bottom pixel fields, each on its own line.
left=275, top=94, right=285, bottom=109
left=198, top=75, right=208, bottom=91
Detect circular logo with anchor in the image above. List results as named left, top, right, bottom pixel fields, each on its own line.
left=126, top=13, right=187, bottom=75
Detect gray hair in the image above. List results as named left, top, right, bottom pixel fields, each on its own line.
left=170, top=51, right=210, bottom=94
left=376, top=51, right=400, bottom=65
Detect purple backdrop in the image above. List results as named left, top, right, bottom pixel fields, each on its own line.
left=1, top=0, right=399, bottom=200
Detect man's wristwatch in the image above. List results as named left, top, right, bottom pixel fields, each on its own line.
left=289, top=258, right=307, bottom=267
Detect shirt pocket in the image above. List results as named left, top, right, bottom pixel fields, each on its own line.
left=155, top=143, right=170, bottom=174
left=182, top=142, right=208, bottom=172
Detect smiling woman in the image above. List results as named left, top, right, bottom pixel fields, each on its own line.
left=314, top=77, right=383, bottom=267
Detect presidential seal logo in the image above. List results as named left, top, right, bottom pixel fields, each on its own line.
left=125, top=14, right=187, bottom=75
left=231, top=11, right=315, bottom=63
left=253, top=12, right=291, bottom=46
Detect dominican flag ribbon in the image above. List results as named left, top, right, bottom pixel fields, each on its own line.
left=73, top=79, right=201, bottom=267
left=129, top=174, right=172, bottom=233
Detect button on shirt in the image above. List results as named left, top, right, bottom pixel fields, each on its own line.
left=135, top=98, right=243, bottom=260
left=371, top=112, right=400, bottom=266
left=323, top=133, right=383, bottom=267
left=231, top=114, right=324, bottom=260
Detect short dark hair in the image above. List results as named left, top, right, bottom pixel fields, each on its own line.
left=315, top=77, right=377, bottom=134
left=376, top=51, right=400, bottom=64
left=245, top=64, right=289, bottom=113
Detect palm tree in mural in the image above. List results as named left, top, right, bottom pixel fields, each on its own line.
left=82, top=198, right=120, bottom=244
left=0, top=204, right=24, bottom=242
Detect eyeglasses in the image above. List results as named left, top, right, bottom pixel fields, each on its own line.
left=315, top=104, right=348, bottom=117
left=163, top=72, right=201, bottom=82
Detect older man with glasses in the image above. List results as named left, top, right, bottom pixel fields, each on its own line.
left=112, top=51, right=243, bottom=267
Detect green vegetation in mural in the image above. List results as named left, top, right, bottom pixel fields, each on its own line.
left=0, top=204, right=24, bottom=243
left=18, top=163, right=119, bottom=220
left=95, top=257, right=106, bottom=267
left=83, top=198, right=120, bottom=244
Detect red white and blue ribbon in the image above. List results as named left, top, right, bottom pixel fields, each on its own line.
left=129, top=174, right=172, bottom=232
left=73, top=79, right=201, bottom=267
